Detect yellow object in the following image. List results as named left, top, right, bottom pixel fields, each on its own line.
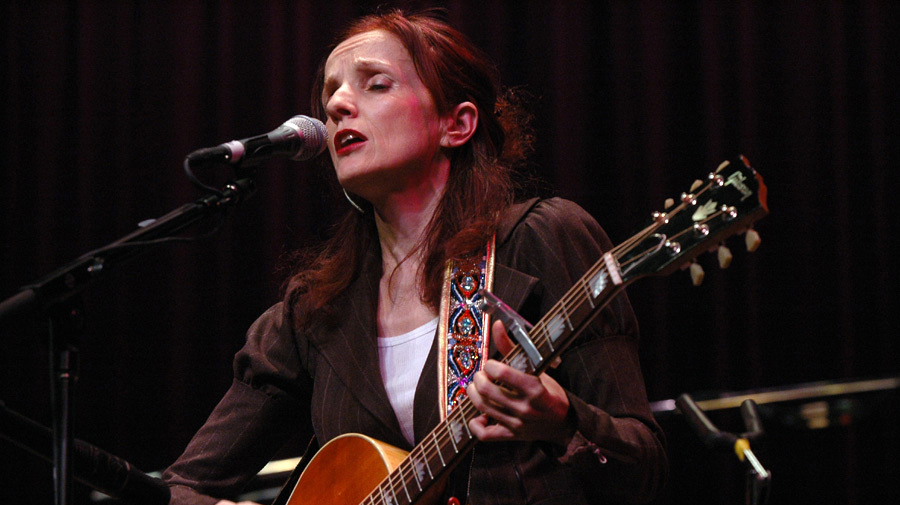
left=734, top=438, right=750, bottom=461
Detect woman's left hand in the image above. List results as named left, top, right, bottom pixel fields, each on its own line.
left=466, top=320, right=575, bottom=446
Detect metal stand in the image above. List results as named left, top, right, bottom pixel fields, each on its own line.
left=677, top=393, right=772, bottom=505
left=48, top=301, right=84, bottom=505
left=0, top=175, right=257, bottom=505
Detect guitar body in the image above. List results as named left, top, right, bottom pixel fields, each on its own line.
left=285, top=434, right=448, bottom=505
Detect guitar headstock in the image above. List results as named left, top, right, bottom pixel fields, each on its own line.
left=616, top=155, right=768, bottom=285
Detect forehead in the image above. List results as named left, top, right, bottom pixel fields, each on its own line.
left=324, top=30, right=413, bottom=77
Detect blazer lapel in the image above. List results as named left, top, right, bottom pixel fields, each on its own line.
left=313, top=198, right=545, bottom=446
left=308, top=244, right=405, bottom=442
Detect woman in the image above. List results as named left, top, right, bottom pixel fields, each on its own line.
left=164, top=9, right=666, bottom=505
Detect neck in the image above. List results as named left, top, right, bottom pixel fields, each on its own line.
left=373, top=161, right=449, bottom=270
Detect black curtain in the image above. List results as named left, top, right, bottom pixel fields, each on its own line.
left=2, top=1, right=898, bottom=504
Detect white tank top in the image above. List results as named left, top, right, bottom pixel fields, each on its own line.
left=377, top=317, right=438, bottom=445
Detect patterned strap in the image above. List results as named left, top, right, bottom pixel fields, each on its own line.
left=436, top=235, right=496, bottom=420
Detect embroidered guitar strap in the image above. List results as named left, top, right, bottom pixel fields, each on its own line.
left=437, top=235, right=496, bottom=420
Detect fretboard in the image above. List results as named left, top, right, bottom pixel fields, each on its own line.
left=362, top=254, right=625, bottom=505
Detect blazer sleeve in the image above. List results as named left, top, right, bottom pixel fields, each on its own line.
left=162, top=303, right=314, bottom=504
left=500, top=198, right=667, bottom=503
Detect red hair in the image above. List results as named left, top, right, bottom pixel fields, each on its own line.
left=285, top=8, right=533, bottom=331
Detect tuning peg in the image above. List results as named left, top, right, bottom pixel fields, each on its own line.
left=716, top=160, right=731, bottom=173
left=745, top=228, right=761, bottom=252
left=689, top=262, right=705, bottom=286
left=690, top=179, right=703, bottom=192
left=717, top=245, right=733, bottom=269
left=664, top=198, right=675, bottom=209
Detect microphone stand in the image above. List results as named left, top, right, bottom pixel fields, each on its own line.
left=1, top=399, right=170, bottom=505
left=676, top=393, right=772, bottom=505
left=0, top=173, right=257, bottom=505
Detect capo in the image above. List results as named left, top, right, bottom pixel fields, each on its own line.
left=476, top=290, right=542, bottom=370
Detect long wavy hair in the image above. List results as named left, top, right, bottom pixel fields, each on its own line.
left=284, top=8, right=533, bottom=332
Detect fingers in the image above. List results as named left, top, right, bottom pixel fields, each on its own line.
left=465, top=363, right=546, bottom=439
left=466, top=370, right=522, bottom=425
left=466, top=355, right=572, bottom=443
left=478, top=357, right=551, bottom=412
left=468, top=411, right=515, bottom=441
left=492, top=320, right=514, bottom=356
left=487, top=321, right=544, bottom=400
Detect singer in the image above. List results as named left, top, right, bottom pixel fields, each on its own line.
left=163, top=8, right=666, bottom=505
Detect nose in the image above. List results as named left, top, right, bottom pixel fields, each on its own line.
left=325, top=84, right=356, bottom=123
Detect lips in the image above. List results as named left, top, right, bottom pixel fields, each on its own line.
left=334, top=129, right=367, bottom=154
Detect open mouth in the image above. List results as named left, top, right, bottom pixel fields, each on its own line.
left=336, top=130, right=367, bottom=150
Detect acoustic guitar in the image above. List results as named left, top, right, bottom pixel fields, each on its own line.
left=275, top=156, right=769, bottom=505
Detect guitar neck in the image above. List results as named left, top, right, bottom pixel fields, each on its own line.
left=502, top=256, right=626, bottom=377
left=362, top=400, right=477, bottom=505
left=364, top=155, right=769, bottom=505
left=363, top=260, right=626, bottom=505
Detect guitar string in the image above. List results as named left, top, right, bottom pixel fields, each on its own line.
left=520, top=205, right=723, bottom=361
left=366, top=179, right=727, bottom=505
left=431, top=179, right=735, bottom=496
left=366, top=399, right=478, bottom=504
left=497, top=179, right=728, bottom=370
left=376, top=420, right=473, bottom=504
left=380, top=223, right=725, bottom=505
left=374, top=254, right=631, bottom=502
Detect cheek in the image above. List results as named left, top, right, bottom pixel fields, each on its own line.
left=399, top=97, right=442, bottom=148
left=325, top=121, right=338, bottom=153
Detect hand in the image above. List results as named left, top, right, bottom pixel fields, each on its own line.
left=466, top=320, right=575, bottom=446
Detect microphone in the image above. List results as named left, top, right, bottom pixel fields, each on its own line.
left=186, top=115, right=328, bottom=167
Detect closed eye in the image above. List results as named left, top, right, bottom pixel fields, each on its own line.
left=365, top=73, right=393, bottom=92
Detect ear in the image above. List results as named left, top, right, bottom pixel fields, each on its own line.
left=440, top=101, right=479, bottom=148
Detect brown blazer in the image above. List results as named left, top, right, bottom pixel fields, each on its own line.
left=164, top=198, right=666, bottom=505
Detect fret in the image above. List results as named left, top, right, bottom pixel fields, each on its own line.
left=415, top=445, right=433, bottom=480
left=391, top=475, right=403, bottom=505
left=559, top=302, right=574, bottom=331
left=589, top=267, right=609, bottom=298
left=508, top=350, right=529, bottom=373
left=539, top=339, right=555, bottom=365
left=396, top=463, right=412, bottom=504
left=449, top=414, right=470, bottom=448
left=459, top=410, right=473, bottom=439
left=407, top=457, right=423, bottom=491
left=544, top=323, right=555, bottom=353
left=546, top=312, right=566, bottom=343
left=537, top=323, right=553, bottom=348
left=431, top=431, right=446, bottom=467
left=568, top=294, right=591, bottom=331
left=446, top=420, right=459, bottom=453
left=379, top=482, right=396, bottom=505
left=579, top=276, right=595, bottom=308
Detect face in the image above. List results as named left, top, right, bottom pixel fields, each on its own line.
left=322, top=30, right=448, bottom=202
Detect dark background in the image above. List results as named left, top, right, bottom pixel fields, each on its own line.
left=2, top=1, right=898, bottom=504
